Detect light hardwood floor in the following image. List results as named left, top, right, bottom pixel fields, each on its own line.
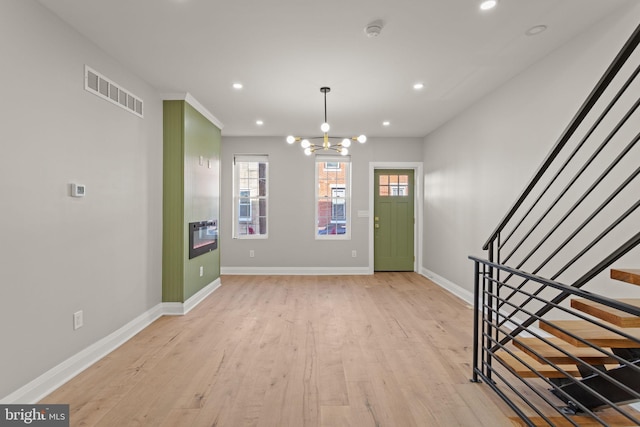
left=41, top=273, right=516, bottom=426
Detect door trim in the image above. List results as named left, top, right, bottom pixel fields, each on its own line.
left=368, top=162, right=423, bottom=274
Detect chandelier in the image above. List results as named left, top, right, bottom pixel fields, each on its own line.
left=286, top=87, right=366, bottom=156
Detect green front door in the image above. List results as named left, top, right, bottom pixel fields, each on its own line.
left=374, top=169, right=415, bottom=271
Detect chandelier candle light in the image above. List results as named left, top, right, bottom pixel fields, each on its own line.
left=286, top=87, right=366, bottom=156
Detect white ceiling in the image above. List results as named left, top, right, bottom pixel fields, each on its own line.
left=38, top=0, right=632, bottom=138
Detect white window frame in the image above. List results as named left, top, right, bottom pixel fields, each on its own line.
left=315, top=155, right=351, bottom=240
left=233, top=154, right=269, bottom=239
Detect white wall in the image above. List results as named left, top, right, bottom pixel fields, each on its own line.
left=221, top=136, right=423, bottom=272
left=0, top=0, right=163, bottom=399
left=422, top=3, right=640, bottom=295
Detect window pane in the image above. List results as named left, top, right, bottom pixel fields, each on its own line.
left=332, top=202, right=345, bottom=220
left=379, top=174, right=409, bottom=197
left=258, top=178, right=267, bottom=196
left=234, top=158, right=268, bottom=238
left=316, top=160, right=349, bottom=237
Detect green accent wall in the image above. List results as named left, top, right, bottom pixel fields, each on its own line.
left=163, top=100, right=221, bottom=303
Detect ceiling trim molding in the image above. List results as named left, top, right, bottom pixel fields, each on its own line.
left=162, top=92, right=224, bottom=130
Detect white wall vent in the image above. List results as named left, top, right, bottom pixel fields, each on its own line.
left=84, top=65, right=143, bottom=118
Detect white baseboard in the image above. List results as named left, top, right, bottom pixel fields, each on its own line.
left=184, top=279, right=221, bottom=314
left=421, top=267, right=474, bottom=305
left=419, top=267, right=548, bottom=339
left=163, top=278, right=221, bottom=316
left=1, top=279, right=221, bottom=404
left=221, top=266, right=370, bottom=275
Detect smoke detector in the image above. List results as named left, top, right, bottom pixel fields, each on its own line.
left=364, top=20, right=384, bottom=38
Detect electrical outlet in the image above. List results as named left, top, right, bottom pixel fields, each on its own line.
left=73, top=311, right=83, bottom=330
left=199, top=266, right=204, bottom=277
left=249, top=250, right=255, bottom=258
left=352, top=250, right=357, bottom=258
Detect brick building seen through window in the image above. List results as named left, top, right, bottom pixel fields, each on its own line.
left=316, top=160, right=349, bottom=236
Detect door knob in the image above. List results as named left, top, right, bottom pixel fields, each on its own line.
left=375, top=224, right=380, bottom=229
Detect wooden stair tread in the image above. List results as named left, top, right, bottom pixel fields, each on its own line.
left=540, top=320, right=640, bottom=349
left=494, top=350, right=581, bottom=378
left=611, top=269, right=640, bottom=286
left=571, top=299, right=640, bottom=328
left=513, top=337, right=616, bottom=365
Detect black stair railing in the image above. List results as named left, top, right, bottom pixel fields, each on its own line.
left=470, top=257, right=640, bottom=426
left=471, top=22, right=640, bottom=426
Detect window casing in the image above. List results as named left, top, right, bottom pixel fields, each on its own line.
left=233, top=155, right=268, bottom=238
left=316, top=156, right=350, bottom=239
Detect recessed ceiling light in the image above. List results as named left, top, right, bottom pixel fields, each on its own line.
left=232, top=83, right=243, bottom=89
left=413, top=83, right=424, bottom=90
left=480, top=0, right=498, bottom=11
left=383, top=121, right=390, bottom=127
left=256, top=120, right=264, bottom=126
left=526, top=25, right=548, bottom=36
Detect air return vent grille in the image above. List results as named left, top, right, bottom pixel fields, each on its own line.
left=84, top=65, right=143, bottom=118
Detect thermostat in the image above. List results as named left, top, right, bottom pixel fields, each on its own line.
left=71, top=183, right=86, bottom=197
